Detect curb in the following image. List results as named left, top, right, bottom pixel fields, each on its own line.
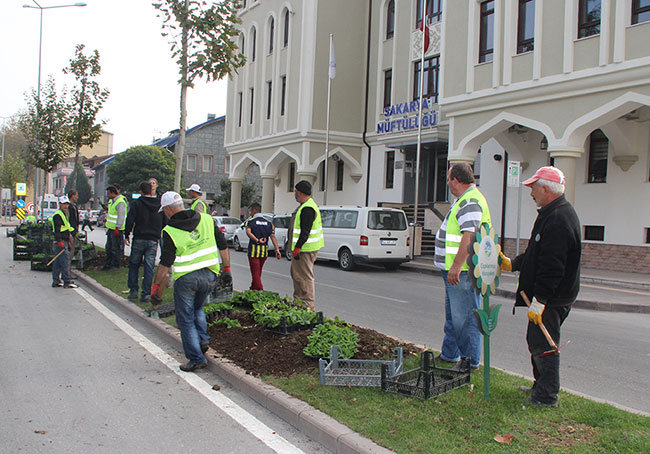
left=75, top=271, right=396, bottom=454
left=400, top=263, right=650, bottom=315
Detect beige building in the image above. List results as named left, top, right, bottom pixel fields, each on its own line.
left=441, top=0, right=650, bottom=271
left=226, top=1, right=650, bottom=270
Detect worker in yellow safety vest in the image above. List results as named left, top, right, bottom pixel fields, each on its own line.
left=289, top=180, right=324, bottom=310
left=152, top=191, right=232, bottom=372
left=101, top=185, right=128, bottom=270
left=51, top=195, right=78, bottom=289
left=186, top=184, right=207, bottom=213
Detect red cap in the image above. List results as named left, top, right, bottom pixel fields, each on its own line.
left=522, top=166, right=566, bottom=187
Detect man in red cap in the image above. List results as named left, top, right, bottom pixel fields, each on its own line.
left=501, top=166, right=581, bottom=407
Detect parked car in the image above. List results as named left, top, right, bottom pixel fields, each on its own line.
left=212, top=216, right=242, bottom=244
left=272, top=215, right=292, bottom=259
left=317, top=206, right=410, bottom=271
left=88, top=210, right=100, bottom=225
left=232, top=213, right=290, bottom=254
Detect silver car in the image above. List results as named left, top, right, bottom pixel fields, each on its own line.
left=232, top=213, right=290, bottom=256
left=213, top=216, right=242, bottom=244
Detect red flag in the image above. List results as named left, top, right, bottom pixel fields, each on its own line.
left=420, top=0, right=430, bottom=54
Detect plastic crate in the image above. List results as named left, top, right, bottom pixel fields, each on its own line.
left=205, top=308, right=233, bottom=324
left=381, top=351, right=471, bottom=399
left=30, top=255, right=54, bottom=271
left=318, top=345, right=403, bottom=387
left=209, top=282, right=233, bottom=303
left=265, top=311, right=324, bottom=335
left=145, top=303, right=175, bottom=319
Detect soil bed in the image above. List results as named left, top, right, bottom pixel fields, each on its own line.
left=207, top=311, right=421, bottom=377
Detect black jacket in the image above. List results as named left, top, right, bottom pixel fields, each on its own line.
left=53, top=211, right=71, bottom=242
left=160, top=210, right=228, bottom=267
left=125, top=196, right=164, bottom=241
left=512, top=195, right=581, bottom=308
left=68, top=203, right=79, bottom=233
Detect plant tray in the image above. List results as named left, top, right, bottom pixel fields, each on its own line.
left=209, top=282, right=233, bottom=303
left=319, top=345, right=403, bottom=387
left=265, top=311, right=324, bottom=335
left=30, top=257, right=54, bottom=271
left=145, top=303, right=175, bottom=319
left=6, top=228, right=17, bottom=237
left=381, top=351, right=471, bottom=399
left=205, top=308, right=233, bottom=324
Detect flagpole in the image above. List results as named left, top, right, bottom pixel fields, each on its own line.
left=411, top=0, right=426, bottom=260
left=324, top=33, right=334, bottom=206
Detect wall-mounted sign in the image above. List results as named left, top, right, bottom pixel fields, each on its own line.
left=377, top=98, right=439, bottom=134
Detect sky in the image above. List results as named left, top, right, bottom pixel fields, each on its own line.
left=0, top=0, right=229, bottom=155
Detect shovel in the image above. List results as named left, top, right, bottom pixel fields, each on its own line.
left=46, top=248, right=66, bottom=267
left=520, top=291, right=570, bottom=357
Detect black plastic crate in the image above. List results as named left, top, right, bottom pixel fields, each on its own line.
left=210, top=282, right=233, bottom=303
left=381, top=351, right=471, bottom=399
left=205, top=308, right=233, bottom=324
left=147, top=303, right=175, bottom=318
left=265, top=311, right=324, bottom=335
left=30, top=255, right=54, bottom=271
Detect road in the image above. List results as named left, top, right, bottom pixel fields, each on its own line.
left=226, top=248, right=650, bottom=415
left=81, top=227, right=650, bottom=414
left=0, top=234, right=327, bottom=454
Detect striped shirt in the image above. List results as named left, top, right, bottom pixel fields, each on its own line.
left=246, top=215, right=274, bottom=258
left=434, top=185, right=484, bottom=269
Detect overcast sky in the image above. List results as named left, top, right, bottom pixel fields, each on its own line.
left=0, top=0, right=229, bottom=155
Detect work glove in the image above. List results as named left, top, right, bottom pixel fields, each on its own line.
left=527, top=297, right=545, bottom=325
left=114, top=228, right=119, bottom=237
left=150, top=284, right=163, bottom=304
left=57, top=241, right=65, bottom=250
left=219, top=268, right=232, bottom=287
left=292, top=247, right=301, bottom=259
left=499, top=251, right=512, bottom=271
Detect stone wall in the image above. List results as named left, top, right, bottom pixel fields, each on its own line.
left=502, top=239, right=650, bottom=274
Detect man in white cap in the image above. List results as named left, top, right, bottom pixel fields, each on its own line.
left=501, top=166, right=581, bottom=407
left=151, top=191, right=232, bottom=372
left=186, top=184, right=207, bottom=213
left=51, top=196, right=78, bottom=289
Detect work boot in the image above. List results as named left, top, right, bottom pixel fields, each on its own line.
left=201, top=344, right=209, bottom=354
left=519, top=385, right=534, bottom=393
left=52, top=281, right=63, bottom=288
left=179, top=361, right=207, bottom=372
left=435, top=353, right=458, bottom=364
left=525, top=395, right=558, bottom=408
left=128, top=291, right=138, bottom=300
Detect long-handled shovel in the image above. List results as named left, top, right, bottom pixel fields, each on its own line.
left=520, top=291, right=570, bottom=356
left=46, top=248, right=66, bottom=267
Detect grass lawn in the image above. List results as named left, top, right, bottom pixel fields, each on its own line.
left=85, top=268, right=650, bottom=453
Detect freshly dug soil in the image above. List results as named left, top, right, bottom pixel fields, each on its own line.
left=207, top=311, right=422, bottom=377
left=82, top=249, right=129, bottom=270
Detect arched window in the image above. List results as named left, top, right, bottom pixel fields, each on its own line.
left=239, top=34, right=245, bottom=57
left=269, top=17, right=275, bottom=54
left=251, top=26, right=257, bottom=61
left=386, top=0, right=395, bottom=39
left=283, top=9, right=290, bottom=47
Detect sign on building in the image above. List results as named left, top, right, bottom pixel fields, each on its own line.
left=507, top=161, right=521, bottom=187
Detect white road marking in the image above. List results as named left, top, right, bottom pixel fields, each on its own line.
left=238, top=265, right=410, bottom=304
left=74, top=287, right=305, bottom=454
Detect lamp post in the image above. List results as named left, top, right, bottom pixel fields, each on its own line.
left=23, top=1, right=86, bottom=214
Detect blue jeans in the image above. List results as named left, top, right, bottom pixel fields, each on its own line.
left=104, top=230, right=124, bottom=269
left=52, top=242, right=70, bottom=285
left=173, top=268, right=216, bottom=364
left=440, top=270, right=482, bottom=368
left=128, top=239, right=158, bottom=298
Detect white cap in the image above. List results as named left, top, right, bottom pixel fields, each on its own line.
left=159, top=191, right=183, bottom=212
left=58, top=195, right=70, bottom=204
left=186, top=184, right=201, bottom=194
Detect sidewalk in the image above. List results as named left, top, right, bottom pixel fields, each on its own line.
left=402, top=256, right=650, bottom=314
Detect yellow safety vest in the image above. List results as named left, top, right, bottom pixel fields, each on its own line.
left=292, top=198, right=324, bottom=252
left=163, top=213, right=221, bottom=280
left=52, top=209, right=73, bottom=234
left=444, top=186, right=491, bottom=271
left=106, top=195, right=127, bottom=230
left=190, top=198, right=207, bottom=213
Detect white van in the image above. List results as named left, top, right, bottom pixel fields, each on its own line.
left=40, top=194, right=59, bottom=219
left=317, top=206, right=410, bottom=271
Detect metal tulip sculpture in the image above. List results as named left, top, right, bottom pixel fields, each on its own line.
left=467, top=223, right=503, bottom=400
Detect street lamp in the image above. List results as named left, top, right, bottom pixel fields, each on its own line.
left=22, top=1, right=86, bottom=211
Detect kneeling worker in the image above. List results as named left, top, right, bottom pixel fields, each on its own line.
left=152, top=191, right=232, bottom=372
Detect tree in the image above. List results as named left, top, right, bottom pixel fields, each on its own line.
left=106, top=146, right=176, bottom=196
left=64, top=44, right=110, bottom=161
left=0, top=152, right=27, bottom=211
left=153, top=0, right=245, bottom=192
left=20, top=76, right=73, bottom=207
left=215, top=178, right=258, bottom=213
left=64, top=156, right=93, bottom=205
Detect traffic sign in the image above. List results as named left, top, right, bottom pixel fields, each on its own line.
left=16, top=199, right=25, bottom=209
left=16, top=208, right=25, bottom=220
left=16, top=183, right=27, bottom=196
left=27, top=203, right=35, bottom=214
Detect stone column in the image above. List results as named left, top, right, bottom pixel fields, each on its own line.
left=229, top=177, right=243, bottom=219
left=296, top=171, right=317, bottom=186
left=261, top=175, right=275, bottom=214
left=549, top=150, right=580, bottom=204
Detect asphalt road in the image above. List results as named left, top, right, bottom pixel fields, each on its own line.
left=0, top=235, right=328, bottom=454
left=228, top=249, right=650, bottom=415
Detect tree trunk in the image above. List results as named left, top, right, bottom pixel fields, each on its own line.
left=173, top=0, right=190, bottom=193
